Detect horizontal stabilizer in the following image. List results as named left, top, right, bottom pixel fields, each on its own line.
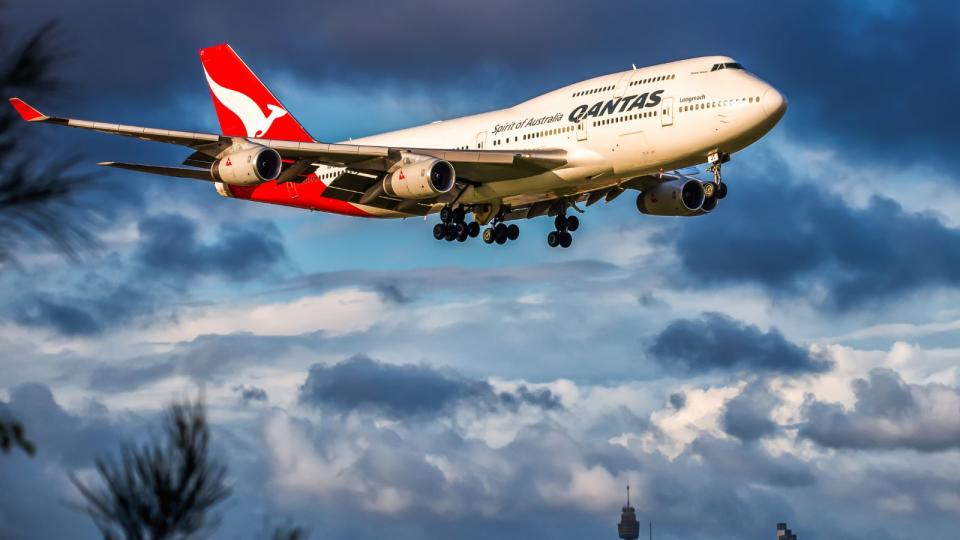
left=97, top=162, right=214, bottom=181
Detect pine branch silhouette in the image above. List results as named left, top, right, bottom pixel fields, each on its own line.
left=71, top=398, right=231, bottom=540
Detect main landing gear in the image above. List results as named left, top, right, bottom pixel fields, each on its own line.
left=546, top=212, right=578, bottom=249
left=706, top=152, right=730, bottom=200
left=433, top=205, right=479, bottom=243
left=481, top=214, right=519, bottom=246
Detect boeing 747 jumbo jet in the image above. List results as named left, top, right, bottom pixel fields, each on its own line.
left=8, top=44, right=786, bottom=248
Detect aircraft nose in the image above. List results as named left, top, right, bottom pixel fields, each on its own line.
left=762, top=87, right=788, bottom=117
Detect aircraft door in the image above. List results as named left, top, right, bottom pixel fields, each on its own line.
left=660, top=97, right=674, bottom=127
left=576, top=120, right=588, bottom=141
left=475, top=131, right=488, bottom=150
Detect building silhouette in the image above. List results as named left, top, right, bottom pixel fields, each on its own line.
left=777, top=523, right=798, bottom=539
left=617, top=485, right=640, bottom=540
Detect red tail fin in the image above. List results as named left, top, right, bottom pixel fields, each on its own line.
left=198, top=44, right=314, bottom=142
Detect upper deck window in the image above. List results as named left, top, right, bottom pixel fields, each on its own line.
left=711, top=62, right=744, bottom=72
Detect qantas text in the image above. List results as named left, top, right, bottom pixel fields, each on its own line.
left=568, top=90, right=664, bottom=123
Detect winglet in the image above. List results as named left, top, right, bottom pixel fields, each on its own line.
left=8, top=98, right=48, bottom=122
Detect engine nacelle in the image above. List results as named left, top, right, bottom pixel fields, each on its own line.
left=383, top=158, right=456, bottom=199
left=636, top=178, right=706, bottom=216
left=211, top=145, right=282, bottom=186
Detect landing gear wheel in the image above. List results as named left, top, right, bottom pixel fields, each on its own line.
left=554, top=214, right=568, bottom=232
left=453, top=207, right=465, bottom=223
left=433, top=223, right=445, bottom=240
left=455, top=222, right=467, bottom=237
left=566, top=215, right=579, bottom=232
left=559, top=231, right=573, bottom=248
left=703, top=182, right=716, bottom=199
left=444, top=224, right=457, bottom=241
left=717, top=182, right=728, bottom=199
left=547, top=231, right=560, bottom=248
left=495, top=227, right=508, bottom=245
left=440, top=206, right=453, bottom=223
left=468, top=222, right=480, bottom=238
left=483, top=228, right=495, bottom=244
left=506, top=224, right=520, bottom=241
left=457, top=228, right=468, bottom=242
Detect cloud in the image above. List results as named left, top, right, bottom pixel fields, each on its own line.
left=668, top=392, right=686, bottom=410
left=666, top=170, right=960, bottom=312
left=647, top=312, right=832, bottom=374
left=298, top=355, right=563, bottom=418
left=134, top=213, right=286, bottom=282
left=799, top=368, right=960, bottom=452
left=0, top=383, right=124, bottom=539
left=85, top=332, right=317, bottom=392
left=720, top=381, right=779, bottom=441
left=5, top=211, right=288, bottom=338
left=11, top=282, right=157, bottom=337
left=233, top=384, right=267, bottom=404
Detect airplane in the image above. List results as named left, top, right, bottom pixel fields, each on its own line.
left=8, top=44, right=786, bottom=248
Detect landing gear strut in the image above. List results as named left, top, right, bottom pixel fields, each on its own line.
left=547, top=207, right=578, bottom=248
left=434, top=205, right=480, bottom=243
left=706, top=152, right=730, bottom=200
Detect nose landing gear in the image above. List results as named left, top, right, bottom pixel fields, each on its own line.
left=707, top=152, right=730, bottom=200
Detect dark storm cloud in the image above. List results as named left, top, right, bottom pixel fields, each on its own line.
left=233, top=384, right=267, bottom=404
left=7, top=1, right=957, bottom=168
left=298, top=354, right=563, bottom=418
left=11, top=282, right=157, bottom=337
left=7, top=212, right=286, bottom=337
left=135, top=213, right=286, bottom=281
left=721, top=381, right=779, bottom=441
left=666, top=168, right=960, bottom=311
left=668, top=392, right=686, bottom=410
left=647, top=312, right=831, bottom=374
left=799, top=368, right=960, bottom=452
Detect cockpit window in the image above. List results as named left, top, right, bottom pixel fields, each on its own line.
left=711, top=62, right=744, bottom=71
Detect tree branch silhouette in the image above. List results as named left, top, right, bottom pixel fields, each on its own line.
left=71, top=398, right=231, bottom=540
left=0, top=19, right=98, bottom=267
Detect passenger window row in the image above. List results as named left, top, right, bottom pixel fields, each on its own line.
left=519, top=124, right=576, bottom=142
left=572, top=85, right=615, bottom=98
left=679, top=96, right=761, bottom=112
left=630, top=74, right=675, bottom=86
left=592, top=110, right=657, bottom=127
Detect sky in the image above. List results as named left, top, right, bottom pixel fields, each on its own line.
left=2, top=1, right=960, bottom=538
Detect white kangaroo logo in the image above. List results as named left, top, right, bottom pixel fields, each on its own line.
left=203, top=68, right=287, bottom=138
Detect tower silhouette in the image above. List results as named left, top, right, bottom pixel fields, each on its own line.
left=617, top=485, right=640, bottom=540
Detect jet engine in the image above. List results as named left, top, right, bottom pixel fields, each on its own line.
left=211, top=145, right=282, bottom=186
left=636, top=178, right=706, bottom=216
left=382, top=158, right=456, bottom=199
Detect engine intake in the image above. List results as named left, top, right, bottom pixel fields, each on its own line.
left=211, top=145, right=282, bottom=186
left=383, top=158, right=456, bottom=199
left=636, top=178, right=705, bottom=216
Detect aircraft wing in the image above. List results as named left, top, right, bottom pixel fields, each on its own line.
left=7, top=98, right=567, bottom=183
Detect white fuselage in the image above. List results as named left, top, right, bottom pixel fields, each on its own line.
left=316, top=55, right=787, bottom=217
